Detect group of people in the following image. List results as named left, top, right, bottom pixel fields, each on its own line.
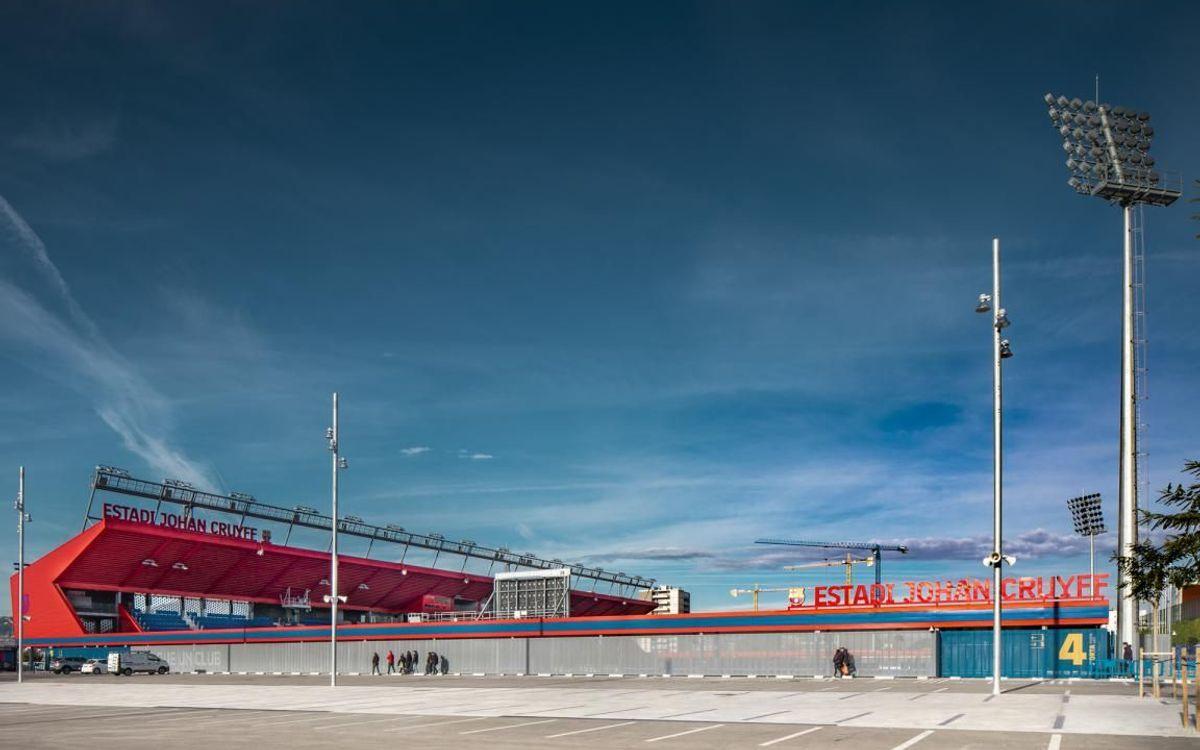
left=832, top=646, right=857, bottom=678
left=370, top=649, right=445, bottom=676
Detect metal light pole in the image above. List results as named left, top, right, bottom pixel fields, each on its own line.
left=1042, top=93, right=1181, bottom=656
left=1118, top=203, right=1139, bottom=654
left=977, top=238, right=1015, bottom=697
left=15, top=467, right=27, bottom=684
left=325, top=393, right=348, bottom=687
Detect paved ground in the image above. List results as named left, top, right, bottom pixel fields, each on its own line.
left=0, top=673, right=1193, bottom=749
left=0, top=670, right=1147, bottom=694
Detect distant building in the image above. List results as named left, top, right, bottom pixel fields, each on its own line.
left=641, top=586, right=690, bottom=615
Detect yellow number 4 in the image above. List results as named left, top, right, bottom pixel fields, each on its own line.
left=1058, top=633, right=1086, bottom=666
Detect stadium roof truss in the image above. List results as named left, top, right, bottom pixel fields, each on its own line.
left=84, top=468, right=655, bottom=595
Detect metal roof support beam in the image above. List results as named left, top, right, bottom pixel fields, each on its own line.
left=89, top=469, right=656, bottom=590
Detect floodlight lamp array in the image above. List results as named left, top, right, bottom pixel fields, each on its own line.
left=1066, top=492, right=1106, bottom=536
left=1043, top=93, right=1178, bottom=206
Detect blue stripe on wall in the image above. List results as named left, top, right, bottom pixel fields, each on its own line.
left=27, top=604, right=1108, bottom=648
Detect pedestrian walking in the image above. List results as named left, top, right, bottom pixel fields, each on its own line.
left=370, top=651, right=381, bottom=676
left=386, top=649, right=395, bottom=674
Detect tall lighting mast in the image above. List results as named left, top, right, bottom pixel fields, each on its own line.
left=1042, top=93, right=1181, bottom=656
left=14, top=467, right=28, bottom=684
left=975, top=239, right=1015, bottom=697
left=325, top=393, right=348, bottom=686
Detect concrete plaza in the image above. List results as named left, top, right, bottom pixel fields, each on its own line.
left=0, top=673, right=1192, bottom=749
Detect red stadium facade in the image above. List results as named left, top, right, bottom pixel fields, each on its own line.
left=12, top=517, right=653, bottom=643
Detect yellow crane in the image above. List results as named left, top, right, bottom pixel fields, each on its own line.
left=729, top=584, right=796, bottom=612
left=785, top=554, right=874, bottom=585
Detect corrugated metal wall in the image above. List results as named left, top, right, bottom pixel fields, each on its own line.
left=530, top=631, right=932, bottom=676
left=938, top=628, right=1111, bottom=678
left=138, top=630, right=935, bottom=676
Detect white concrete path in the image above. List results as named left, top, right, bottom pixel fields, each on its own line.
left=0, top=682, right=1190, bottom=738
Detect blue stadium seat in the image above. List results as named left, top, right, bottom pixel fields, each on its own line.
left=135, top=611, right=190, bottom=631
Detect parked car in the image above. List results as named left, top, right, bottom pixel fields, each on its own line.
left=107, top=651, right=169, bottom=676
left=80, top=658, right=107, bottom=674
left=50, top=656, right=89, bottom=674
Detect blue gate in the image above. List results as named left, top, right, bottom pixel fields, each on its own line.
left=939, top=628, right=1110, bottom=678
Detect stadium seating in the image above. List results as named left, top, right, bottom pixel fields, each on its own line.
left=193, top=613, right=277, bottom=630
left=131, top=607, right=279, bottom=631
left=134, top=611, right=190, bottom=631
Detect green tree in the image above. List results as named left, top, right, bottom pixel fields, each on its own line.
left=1116, top=460, right=1200, bottom=606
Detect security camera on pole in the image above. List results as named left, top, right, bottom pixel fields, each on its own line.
left=976, top=239, right=1017, bottom=697
left=324, top=393, right=348, bottom=687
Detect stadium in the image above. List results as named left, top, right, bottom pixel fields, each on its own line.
left=12, top=467, right=1112, bottom=679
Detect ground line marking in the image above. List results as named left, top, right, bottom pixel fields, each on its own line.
left=1047, top=734, right=1062, bottom=750
left=385, top=716, right=491, bottom=731
left=645, top=724, right=725, bottom=743
left=908, top=687, right=949, bottom=701
left=661, top=708, right=716, bottom=718
left=585, top=706, right=645, bottom=716
left=833, top=711, right=872, bottom=724
left=0, top=706, right=200, bottom=725
left=312, top=714, right=414, bottom=731
left=460, top=718, right=557, bottom=735
left=545, top=721, right=635, bottom=738
left=743, top=710, right=791, bottom=720
left=890, top=729, right=935, bottom=750
left=247, top=712, right=349, bottom=728
left=759, top=726, right=823, bottom=747
left=92, top=708, right=231, bottom=725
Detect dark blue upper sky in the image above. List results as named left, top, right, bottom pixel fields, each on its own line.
left=2, top=2, right=1197, bottom=611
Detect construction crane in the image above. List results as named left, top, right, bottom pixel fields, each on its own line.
left=729, top=584, right=796, bottom=612
left=785, top=554, right=874, bottom=585
left=756, top=539, right=909, bottom=586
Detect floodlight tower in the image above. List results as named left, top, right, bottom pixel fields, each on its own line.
left=1042, top=93, right=1181, bottom=655
left=1066, top=493, right=1107, bottom=591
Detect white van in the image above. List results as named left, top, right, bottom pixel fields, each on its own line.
left=107, top=651, right=169, bottom=676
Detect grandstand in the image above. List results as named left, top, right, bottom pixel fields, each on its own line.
left=12, top=468, right=657, bottom=641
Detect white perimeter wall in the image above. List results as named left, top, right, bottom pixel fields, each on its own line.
left=137, top=630, right=936, bottom=677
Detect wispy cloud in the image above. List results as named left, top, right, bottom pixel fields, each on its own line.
left=457, top=449, right=494, bottom=460
left=573, top=529, right=1102, bottom=574
left=401, top=445, right=431, bottom=456
left=10, top=116, right=118, bottom=161
left=582, top=547, right=718, bottom=564
left=0, top=194, right=215, bottom=489
left=896, top=529, right=1104, bottom=561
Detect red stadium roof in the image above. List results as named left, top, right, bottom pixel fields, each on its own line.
left=18, top=518, right=652, bottom=639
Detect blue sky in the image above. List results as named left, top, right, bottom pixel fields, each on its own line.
left=1, top=2, right=1198, bottom=613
